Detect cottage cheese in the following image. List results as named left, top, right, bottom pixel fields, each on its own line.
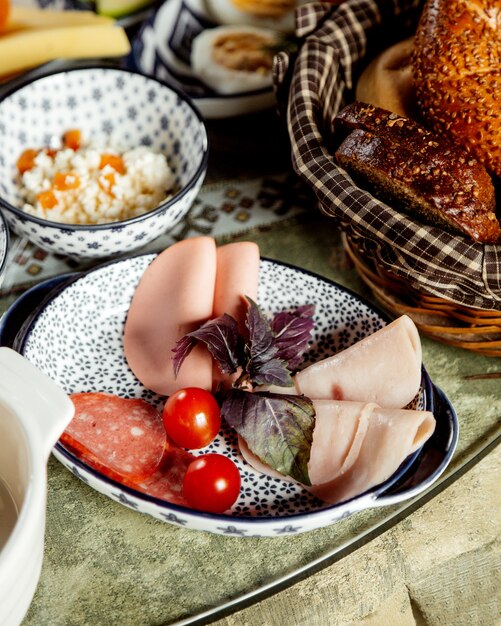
left=18, top=142, right=177, bottom=225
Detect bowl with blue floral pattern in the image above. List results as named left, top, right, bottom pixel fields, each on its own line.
left=12, top=254, right=458, bottom=537
left=0, top=66, right=208, bottom=259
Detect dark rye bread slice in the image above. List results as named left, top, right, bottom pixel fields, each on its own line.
left=335, top=128, right=501, bottom=244
left=333, top=102, right=496, bottom=213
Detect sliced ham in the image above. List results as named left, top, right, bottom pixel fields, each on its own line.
left=239, top=398, right=435, bottom=504
left=307, top=400, right=435, bottom=504
left=124, top=237, right=217, bottom=396
left=212, top=241, right=260, bottom=389
left=294, top=315, right=422, bottom=409
left=64, top=393, right=167, bottom=481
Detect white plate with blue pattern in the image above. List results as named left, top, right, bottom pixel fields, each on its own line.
left=131, top=0, right=277, bottom=119
left=13, top=255, right=458, bottom=536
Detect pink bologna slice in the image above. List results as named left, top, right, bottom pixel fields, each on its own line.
left=213, top=241, right=260, bottom=333
left=212, top=241, right=260, bottom=390
left=124, top=237, right=217, bottom=396
left=239, top=398, right=436, bottom=504
left=64, top=393, right=167, bottom=482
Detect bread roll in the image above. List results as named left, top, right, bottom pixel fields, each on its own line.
left=412, top=0, right=500, bottom=178
left=356, top=38, right=416, bottom=118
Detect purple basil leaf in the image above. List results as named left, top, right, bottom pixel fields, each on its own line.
left=172, top=334, right=197, bottom=378
left=271, top=304, right=316, bottom=371
left=222, top=389, right=315, bottom=485
left=246, top=297, right=275, bottom=360
left=172, top=314, right=244, bottom=378
left=245, top=297, right=292, bottom=387
left=248, top=356, right=293, bottom=387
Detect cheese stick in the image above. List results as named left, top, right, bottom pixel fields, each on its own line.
left=0, top=24, right=130, bottom=76
left=3, top=6, right=114, bottom=35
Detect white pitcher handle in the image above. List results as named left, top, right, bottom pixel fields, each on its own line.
left=0, top=347, right=74, bottom=459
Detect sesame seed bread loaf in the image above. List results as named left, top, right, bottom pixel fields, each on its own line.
left=333, top=104, right=501, bottom=244
left=412, top=0, right=500, bottom=178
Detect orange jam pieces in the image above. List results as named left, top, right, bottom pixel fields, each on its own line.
left=99, top=153, right=126, bottom=175
left=0, top=0, right=10, bottom=33
left=63, top=129, right=82, bottom=151
left=99, top=172, right=116, bottom=195
left=37, top=190, right=58, bottom=209
left=54, top=171, right=80, bottom=191
left=16, top=149, right=38, bottom=174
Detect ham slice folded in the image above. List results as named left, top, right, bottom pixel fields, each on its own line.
left=239, top=398, right=435, bottom=504
left=294, top=315, right=422, bottom=408
left=124, top=237, right=217, bottom=396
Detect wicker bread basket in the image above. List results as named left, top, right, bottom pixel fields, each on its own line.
left=274, top=0, right=501, bottom=354
left=343, top=234, right=501, bottom=356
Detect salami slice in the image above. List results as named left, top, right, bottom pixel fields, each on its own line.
left=133, top=444, right=195, bottom=506
left=65, top=392, right=167, bottom=482
left=60, top=431, right=139, bottom=485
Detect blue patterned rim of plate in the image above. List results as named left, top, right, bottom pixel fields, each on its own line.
left=0, top=273, right=77, bottom=350
left=11, top=255, right=458, bottom=536
left=0, top=210, right=9, bottom=284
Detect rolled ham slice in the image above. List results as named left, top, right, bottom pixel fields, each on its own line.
left=212, top=241, right=260, bottom=389
left=239, top=398, right=435, bottom=504
left=294, top=315, right=422, bottom=408
left=124, top=237, right=217, bottom=396
left=307, top=400, right=435, bottom=504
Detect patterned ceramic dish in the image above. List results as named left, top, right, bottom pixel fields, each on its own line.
left=0, top=66, right=208, bottom=259
left=13, top=255, right=458, bottom=536
left=0, top=273, right=75, bottom=349
left=131, top=0, right=277, bottom=119
left=0, top=211, right=8, bottom=285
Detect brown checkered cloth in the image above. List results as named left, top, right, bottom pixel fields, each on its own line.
left=274, top=0, right=501, bottom=311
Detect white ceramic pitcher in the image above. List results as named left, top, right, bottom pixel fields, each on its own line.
left=0, top=347, right=74, bottom=626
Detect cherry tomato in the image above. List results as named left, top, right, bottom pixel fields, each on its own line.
left=183, top=454, right=241, bottom=513
left=162, top=387, right=221, bottom=449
